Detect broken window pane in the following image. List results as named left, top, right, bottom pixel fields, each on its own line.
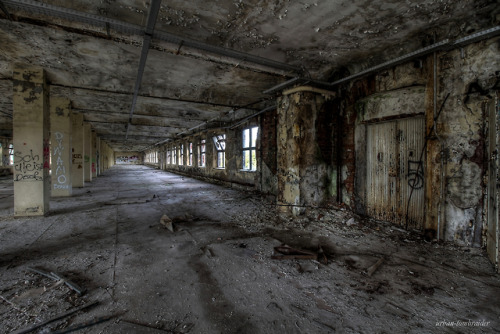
left=213, top=134, right=226, bottom=169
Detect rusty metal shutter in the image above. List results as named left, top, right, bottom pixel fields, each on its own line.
left=366, top=116, right=425, bottom=228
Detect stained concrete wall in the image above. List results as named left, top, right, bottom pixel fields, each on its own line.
left=160, top=116, right=275, bottom=193
left=101, top=141, right=114, bottom=170
left=338, top=36, right=500, bottom=246
left=276, top=88, right=336, bottom=215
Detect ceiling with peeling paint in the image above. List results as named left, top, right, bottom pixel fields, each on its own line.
left=0, top=0, right=498, bottom=151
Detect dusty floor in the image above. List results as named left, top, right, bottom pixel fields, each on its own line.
left=0, top=165, right=499, bottom=334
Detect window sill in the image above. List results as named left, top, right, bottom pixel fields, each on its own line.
left=215, top=167, right=225, bottom=170
left=240, top=169, right=257, bottom=173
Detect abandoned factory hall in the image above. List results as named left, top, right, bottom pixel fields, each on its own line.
left=1, top=0, right=500, bottom=333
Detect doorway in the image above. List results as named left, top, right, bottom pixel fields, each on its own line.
left=366, top=116, right=425, bottom=228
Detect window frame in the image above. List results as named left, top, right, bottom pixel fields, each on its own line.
left=188, top=142, right=193, bottom=166
left=212, top=134, right=226, bottom=169
left=179, top=144, right=184, bottom=166
left=198, top=139, right=206, bottom=167
left=242, top=127, right=258, bottom=171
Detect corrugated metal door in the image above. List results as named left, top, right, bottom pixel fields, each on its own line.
left=366, top=117, right=425, bottom=228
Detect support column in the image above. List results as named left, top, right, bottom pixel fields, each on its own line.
left=91, top=131, right=97, bottom=179
left=276, top=87, right=335, bottom=216
left=71, top=113, right=84, bottom=188
left=50, top=97, right=72, bottom=197
left=12, top=65, right=50, bottom=216
left=96, top=136, right=100, bottom=176
left=99, top=139, right=104, bottom=174
left=84, top=123, right=92, bottom=183
left=0, top=138, right=8, bottom=166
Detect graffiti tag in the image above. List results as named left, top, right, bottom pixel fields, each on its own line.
left=53, top=132, right=68, bottom=189
left=407, top=160, right=424, bottom=190
left=14, top=150, right=43, bottom=181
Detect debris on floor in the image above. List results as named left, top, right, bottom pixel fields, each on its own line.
left=366, top=257, right=385, bottom=277
left=271, top=245, right=319, bottom=261
left=12, top=301, right=98, bottom=334
left=28, top=267, right=86, bottom=296
left=160, top=214, right=174, bottom=232
left=1, top=166, right=499, bottom=333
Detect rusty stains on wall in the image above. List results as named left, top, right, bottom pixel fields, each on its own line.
left=342, top=36, right=499, bottom=246
left=276, top=88, right=336, bottom=215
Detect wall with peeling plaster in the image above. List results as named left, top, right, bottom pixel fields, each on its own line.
left=276, top=90, right=336, bottom=215
left=339, top=36, right=500, bottom=246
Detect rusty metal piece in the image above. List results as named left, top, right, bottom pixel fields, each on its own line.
left=50, top=271, right=86, bottom=296
left=12, top=301, right=98, bottom=334
left=272, top=245, right=319, bottom=261
left=367, top=258, right=385, bottom=277
left=27, top=267, right=86, bottom=295
left=274, top=245, right=316, bottom=256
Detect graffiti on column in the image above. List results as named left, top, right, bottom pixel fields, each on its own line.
left=43, top=139, right=50, bottom=170
left=53, top=132, right=69, bottom=189
left=14, top=149, right=43, bottom=181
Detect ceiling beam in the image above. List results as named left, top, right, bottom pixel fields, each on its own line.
left=125, top=0, right=162, bottom=140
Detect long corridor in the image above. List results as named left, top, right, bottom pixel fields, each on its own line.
left=0, top=165, right=499, bottom=333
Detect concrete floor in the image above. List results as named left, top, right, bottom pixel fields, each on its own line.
left=0, top=165, right=499, bottom=333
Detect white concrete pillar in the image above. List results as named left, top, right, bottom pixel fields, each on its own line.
left=84, top=123, right=92, bottom=182
left=12, top=65, right=50, bottom=216
left=50, top=97, right=72, bottom=197
left=71, top=113, right=84, bottom=188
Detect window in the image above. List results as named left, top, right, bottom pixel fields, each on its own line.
left=198, top=139, right=206, bottom=167
left=167, top=149, right=171, bottom=164
left=213, top=134, right=226, bottom=169
left=9, top=144, right=14, bottom=165
left=179, top=144, right=184, bottom=165
left=172, top=147, right=177, bottom=165
left=188, top=142, right=193, bottom=166
left=242, top=127, right=258, bottom=171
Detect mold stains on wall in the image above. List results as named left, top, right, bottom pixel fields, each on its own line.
left=276, top=89, right=336, bottom=215
left=339, top=36, right=499, bottom=246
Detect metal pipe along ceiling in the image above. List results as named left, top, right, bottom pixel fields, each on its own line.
left=125, top=0, right=162, bottom=140
left=263, top=25, right=500, bottom=94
